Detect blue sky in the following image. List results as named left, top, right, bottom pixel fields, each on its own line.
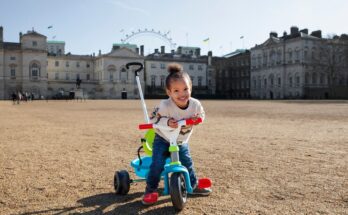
left=1, top=0, right=347, bottom=56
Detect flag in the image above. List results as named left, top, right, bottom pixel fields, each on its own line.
left=48, top=25, right=53, bottom=29
left=240, top=36, right=244, bottom=39
left=203, top=38, right=209, bottom=43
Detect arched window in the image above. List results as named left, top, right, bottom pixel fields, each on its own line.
left=120, top=67, right=127, bottom=83
left=289, top=76, right=293, bottom=87
left=295, top=75, right=300, bottom=86
left=108, top=65, right=116, bottom=81
left=30, top=62, right=40, bottom=79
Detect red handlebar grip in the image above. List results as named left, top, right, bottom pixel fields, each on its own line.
left=186, top=117, right=203, bottom=125
left=139, top=124, right=153, bottom=129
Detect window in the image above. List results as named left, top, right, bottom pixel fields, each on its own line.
left=76, top=62, right=80, bottom=68
left=312, top=73, right=317, bottom=84
left=32, top=41, right=37, bottom=47
left=86, top=63, right=90, bottom=68
left=288, top=49, right=293, bottom=63
left=198, top=76, right=202, bottom=87
left=151, top=75, right=156, bottom=87
left=160, top=63, right=165, bottom=69
left=160, top=75, right=165, bottom=88
left=289, top=77, right=293, bottom=87
left=264, top=78, right=267, bottom=88
left=278, top=77, right=281, bottom=87
left=320, top=74, right=325, bottom=84
left=295, top=49, right=300, bottom=62
left=30, top=63, right=40, bottom=79
left=305, top=73, right=310, bottom=84
left=55, top=61, right=59, bottom=67
left=296, top=76, right=300, bottom=86
left=55, top=73, right=59, bottom=80
left=76, top=74, right=80, bottom=80
left=109, top=72, right=114, bottom=81
left=10, top=56, right=16, bottom=60
left=10, top=66, right=16, bottom=79
left=120, top=68, right=127, bottom=82
left=151, top=63, right=156, bottom=68
left=189, top=64, right=194, bottom=70
left=66, top=61, right=69, bottom=67
left=86, top=74, right=90, bottom=81
left=198, top=65, right=203, bottom=70
left=270, top=76, right=274, bottom=87
left=65, top=73, right=70, bottom=80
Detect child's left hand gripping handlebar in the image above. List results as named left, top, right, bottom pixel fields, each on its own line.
left=139, top=117, right=203, bottom=130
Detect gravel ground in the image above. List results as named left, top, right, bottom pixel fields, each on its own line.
left=0, top=100, right=347, bottom=215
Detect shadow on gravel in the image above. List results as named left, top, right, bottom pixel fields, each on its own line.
left=21, top=191, right=180, bottom=215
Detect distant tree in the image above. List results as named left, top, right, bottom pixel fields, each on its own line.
left=315, top=35, right=348, bottom=98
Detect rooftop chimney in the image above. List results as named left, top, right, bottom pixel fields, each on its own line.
left=310, top=30, right=322, bottom=38
left=195, top=48, right=201, bottom=57
left=140, top=45, right=144, bottom=56
left=160, top=46, right=165, bottom=54
left=300, top=28, right=308, bottom=34
left=270, top=31, right=278, bottom=38
left=290, top=26, right=299, bottom=35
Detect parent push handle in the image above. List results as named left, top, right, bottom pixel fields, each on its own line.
left=126, top=62, right=143, bottom=76
left=126, top=62, right=149, bottom=123
left=138, top=117, right=203, bottom=130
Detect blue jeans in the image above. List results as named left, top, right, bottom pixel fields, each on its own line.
left=145, top=134, right=197, bottom=194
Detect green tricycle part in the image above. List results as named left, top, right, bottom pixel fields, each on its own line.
left=142, top=129, right=155, bottom=156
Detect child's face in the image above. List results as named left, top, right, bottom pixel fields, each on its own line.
left=166, top=78, right=191, bottom=108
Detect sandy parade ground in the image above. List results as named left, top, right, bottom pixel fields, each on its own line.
left=0, top=99, right=347, bottom=215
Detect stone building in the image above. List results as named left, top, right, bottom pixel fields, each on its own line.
left=214, top=49, right=250, bottom=99
left=144, top=46, right=210, bottom=98
left=0, top=28, right=48, bottom=99
left=250, top=26, right=348, bottom=99
left=0, top=27, right=145, bottom=99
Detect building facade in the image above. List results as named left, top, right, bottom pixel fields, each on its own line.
left=144, top=46, right=210, bottom=98
left=214, top=49, right=250, bottom=99
left=250, top=27, right=348, bottom=99
left=0, top=28, right=48, bottom=99
left=0, top=27, right=145, bottom=99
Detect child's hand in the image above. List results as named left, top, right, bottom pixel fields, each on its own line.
left=167, top=118, right=178, bottom=128
left=191, top=114, right=201, bottom=125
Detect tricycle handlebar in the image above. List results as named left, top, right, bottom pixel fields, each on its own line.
left=138, top=117, right=202, bottom=130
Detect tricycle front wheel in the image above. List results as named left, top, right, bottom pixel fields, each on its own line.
left=170, top=172, right=187, bottom=211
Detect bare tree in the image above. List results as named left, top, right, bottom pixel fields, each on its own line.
left=316, top=35, right=348, bottom=98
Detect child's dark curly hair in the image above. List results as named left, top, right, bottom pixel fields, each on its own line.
left=165, top=63, right=192, bottom=90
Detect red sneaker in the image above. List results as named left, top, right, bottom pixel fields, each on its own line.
left=142, top=192, right=158, bottom=205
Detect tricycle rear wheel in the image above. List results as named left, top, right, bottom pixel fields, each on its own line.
left=169, top=172, right=187, bottom=211
left=114, top=170, right=130, bottom=195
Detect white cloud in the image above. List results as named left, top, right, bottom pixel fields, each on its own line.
left=107, top=0, right=149, bottom=16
